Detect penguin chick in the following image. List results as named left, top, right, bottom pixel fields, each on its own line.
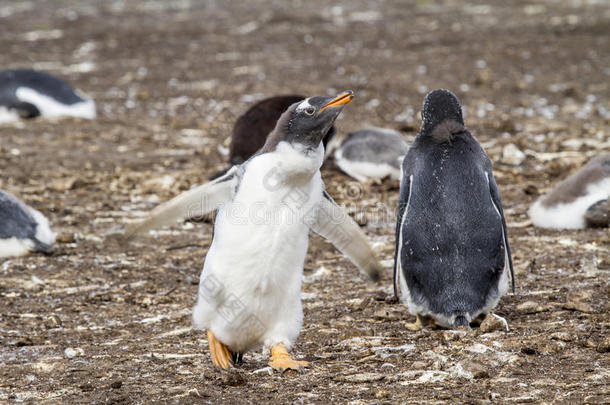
left=393, top=89, right=514, bottom=330
left=210, top=95, right=336, bottom=179
left=528, top=153, right=610, bottom=229
left=125, top=91, right=382, bottom=372
left=334, top=127, right=410, bottom=182
left=0, top=68, right=96, bottom=124
left=0, top=189, right=56, bottom=258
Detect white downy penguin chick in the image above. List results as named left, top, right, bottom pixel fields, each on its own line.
left=125, top=91, right=382, bottom=372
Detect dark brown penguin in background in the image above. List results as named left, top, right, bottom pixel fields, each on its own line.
left=210, top=95, right=336, bottom=179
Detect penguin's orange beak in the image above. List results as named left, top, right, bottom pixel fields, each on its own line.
left=319, top=91, right=354, bottom=113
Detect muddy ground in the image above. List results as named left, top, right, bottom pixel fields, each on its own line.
left=0, top=0, right=609, bottom=403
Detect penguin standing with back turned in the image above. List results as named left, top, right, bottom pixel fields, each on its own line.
left=394, top=89, right=514, bottom=329
left=126, top=91, right=382, bottom=371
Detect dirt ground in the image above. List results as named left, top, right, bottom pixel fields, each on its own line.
left=1, top=0, right=609, bottom=403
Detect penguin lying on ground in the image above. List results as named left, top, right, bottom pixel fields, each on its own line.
left=333, top=127, right=409, bottom=182
left=0, top=189, right=56, bottom=258
left=393, top=89, right=514, bottom=330
left=0, top=68, right=95, bottom=124
left=126, top=91, right=382, bottom=371
left=210, top=94, right=336, bottom=179
left=528, top=153, right=610, bottom=229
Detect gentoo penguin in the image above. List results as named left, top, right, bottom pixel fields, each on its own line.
left=126, top=91, right=382, bottom=371
left=210, top=95, right=336, bottom=179
left=528, top=153, right=610, bottom=229
left=334, top=127, right=409, bottom=182
left=0, top=189, right=56, bottom=258
left=0, top=69, right=95, bottom=123
left=393, top=89, right=514, bottom=329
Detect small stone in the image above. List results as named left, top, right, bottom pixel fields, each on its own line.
left=373, top=309, right=393, bottom=319
left=80, top=383, right=94, bottom=392
left=462, top=360, right=489, bottom=379
left=516, top=301, right=544, bottom=314
left=222, top=372, right=246, bottom=386
left=50, top=177, right=78, bottom=191
left=596, top=337, right=610, bottom=353
left=56, top=232, right=76, bottom=243
left=252, top=366, right=273, bottom=375
left=502, top=143, right=526, bottom=166
left=142, top=175, right=175, bottom=191
left=480, top=314, right=509, bottom=332
left=521, top=346, right=537, bottom=355
left=334, top=373, right=385, bottom=383
left=44, top=314, right=62, bottom=329
left=375, top=389, right=390, bottom=399
left=475, top=68, right=491, bottom=86
left=109, top=380, right=122, bottom=389
left=562, top=301, right=595, bottom=313
left=442, top=330, right=467, bottom=341
left=550, top=332, right=573, bottom=342
left=411, top=361, right=427, bottom=369
left=64, top=347, right=84, bottom=358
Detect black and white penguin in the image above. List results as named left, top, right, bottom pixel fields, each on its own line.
left=0, top=189, right=56, bottom=258
left=334, top=127, right=409, bottom=182
left=0, top=68, right=96, bottom=123
left=126, top=91, right=382, bottom=371
left=393, top=89, right=514, bottom=329
left=210, top=94, right=336, bottom=179
left=528, top=153, right=610, bottom=229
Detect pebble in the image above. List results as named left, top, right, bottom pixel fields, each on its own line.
left=596, top=337, right=610, bottom=353
left=480, top=313, right=509, bottom=332
left=375, top=389, right=390, bottom=399
left=334, top=373, right=385, bottom=383
left=56, top=232, right=76, bottom=243
left=222, top=372, right=246, bottom=386
left=516, top=301, right=545, bottom=314
left=502, top=143, right=526, bottom=166
left=461, top=360, right=490, bottom=379
left=64, top=347, right=84, bottom=358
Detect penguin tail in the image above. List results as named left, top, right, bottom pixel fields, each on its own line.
left=453, top=314, right=469, bottom=327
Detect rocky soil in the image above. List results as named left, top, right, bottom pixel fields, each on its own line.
left=0, top=0, right=608, bottom=403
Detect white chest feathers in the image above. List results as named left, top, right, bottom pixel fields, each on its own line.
left=192, top=141, right=325, bottom=352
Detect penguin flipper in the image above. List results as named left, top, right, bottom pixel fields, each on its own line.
left=309, top=191, right=382, bottom=281
left=10, top=101, right=41, bottom=118
left=124, top=167, right=239, bottom=238
left=393, top=173, right=411, bottom=299
left=487, top=172, right=515, bottom=293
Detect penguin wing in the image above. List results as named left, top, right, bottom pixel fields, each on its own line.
left=9, top=100, right=41, bottom=118
left=124, top=167, right=239, bottom=238
left=487, top=171, right=515, bottom=292
left=310, top=191, right=382, bottom=281
left=393, top=173, right=411, bottom=299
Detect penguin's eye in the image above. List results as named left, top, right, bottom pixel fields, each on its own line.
left=304, top=107, right=315, bottom=115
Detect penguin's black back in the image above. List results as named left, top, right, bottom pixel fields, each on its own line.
left=0, top=69, right=84, bottom=108
left=399, top=132, right=505, bottom=316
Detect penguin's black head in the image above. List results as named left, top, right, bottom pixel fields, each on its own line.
left=271, top=91, right=353, bottom=152
left=420, top=89, right=465, bottom=140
